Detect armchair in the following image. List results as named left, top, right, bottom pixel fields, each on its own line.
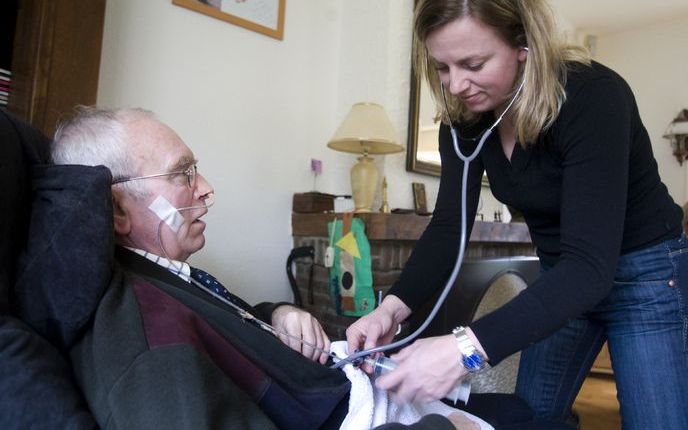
left=410, top=256, right=540, bottom=394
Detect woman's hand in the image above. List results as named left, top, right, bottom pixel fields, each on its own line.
left=271, top=305, right=331, bottom=364
left=374, top=334, right=468, bottom=403
left=345, top=295, right=412, bottom=367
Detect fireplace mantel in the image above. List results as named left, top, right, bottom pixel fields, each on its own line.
left=292, top=212, right=532, bottom=243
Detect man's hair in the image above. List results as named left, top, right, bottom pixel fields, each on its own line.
left=413, top=0, right=590, bottom=145
left=52, top=106, right=156, bottom=198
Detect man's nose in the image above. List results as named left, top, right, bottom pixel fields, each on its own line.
left=194, top=173, right=214, bottom=203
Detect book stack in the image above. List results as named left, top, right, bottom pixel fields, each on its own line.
left=0, top=68, right=11, bottom=107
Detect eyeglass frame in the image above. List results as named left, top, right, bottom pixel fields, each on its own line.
left=112, top=164, right=198, bottom=188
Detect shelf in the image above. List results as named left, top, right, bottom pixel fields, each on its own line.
left=292, top=212, right=532, bottom=243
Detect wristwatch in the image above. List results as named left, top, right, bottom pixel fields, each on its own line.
left=452, top=326, right=487, bottom=373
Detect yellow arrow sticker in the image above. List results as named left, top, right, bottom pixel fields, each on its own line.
left=336, top=232, right=361, bottom=259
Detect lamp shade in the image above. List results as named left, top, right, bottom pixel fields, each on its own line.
left=327, top=102, right=404, bottom=154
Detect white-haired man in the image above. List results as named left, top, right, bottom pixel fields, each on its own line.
left=51, top=107, right=353, bottom=429
left=52, top=107, right=489, bottom=430
left=52, top=107, right=330, bottom=362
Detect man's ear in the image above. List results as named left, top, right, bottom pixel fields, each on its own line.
left=111, top=189, right=131, bottom=236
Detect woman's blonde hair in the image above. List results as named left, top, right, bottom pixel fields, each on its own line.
left=413, top=0, right=590, bottom=145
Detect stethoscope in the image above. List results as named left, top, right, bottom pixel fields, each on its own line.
left=150, top=72, right=527, bottom=373
left=442, top=74, right=526, bottom=163
left=331, top=60, right=527, bottom=370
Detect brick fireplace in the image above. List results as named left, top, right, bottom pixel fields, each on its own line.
left=291, top=213, right=535, bottom=340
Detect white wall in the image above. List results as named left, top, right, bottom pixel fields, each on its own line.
left=98, top=1, right=688, bottom=304
left=98, top=0, right=417, bottom=304
left=592, top=16, right=688, bottom=203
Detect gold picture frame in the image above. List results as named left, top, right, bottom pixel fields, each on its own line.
left=173, top=0, right=286, bottom=40
left=412, top=182, right=428, bottom=214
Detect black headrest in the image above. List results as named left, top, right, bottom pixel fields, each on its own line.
left=1, top=108, right=115, bottom=350
left=0, top=109, right=99, bottom=428
left=13, top=164, right=114, bottom=351
left=0, top=109, right=50, bottom=313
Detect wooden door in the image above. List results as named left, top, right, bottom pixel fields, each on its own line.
left=9, top=0, right=106, bottom=136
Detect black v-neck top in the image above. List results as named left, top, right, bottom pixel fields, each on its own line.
left=389, top=61, right=682, bottom=363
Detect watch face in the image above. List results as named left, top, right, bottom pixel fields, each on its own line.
left=463, top=352, right=484, bottom=371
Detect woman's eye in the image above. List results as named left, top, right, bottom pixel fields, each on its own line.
left=465, top=63, right=483, bottom=71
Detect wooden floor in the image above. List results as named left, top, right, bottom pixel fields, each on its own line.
left=573, top=374, right=621, bottom=429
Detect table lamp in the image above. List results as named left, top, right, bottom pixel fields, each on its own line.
left=328, top=102, right=404, bottom=212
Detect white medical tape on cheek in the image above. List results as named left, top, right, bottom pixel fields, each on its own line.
left=148, top=195, right=184, bottom=233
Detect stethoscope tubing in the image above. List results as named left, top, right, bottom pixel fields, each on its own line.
left=332, top=76, right=525, bottom=369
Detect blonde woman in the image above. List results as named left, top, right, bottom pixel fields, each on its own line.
left=347, top=1, right=688, bottom=428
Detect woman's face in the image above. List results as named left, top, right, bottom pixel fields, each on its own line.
left=426, top=16, right=527, bottom=114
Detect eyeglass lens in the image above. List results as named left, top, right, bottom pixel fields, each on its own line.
left=187, top=165, right=197, bottom=187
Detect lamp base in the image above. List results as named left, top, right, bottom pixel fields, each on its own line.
left=351, top=154, right=378, bottom=213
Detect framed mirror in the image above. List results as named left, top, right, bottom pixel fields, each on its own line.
left=406, top=68, right=490, bottom=186
left=406, top=0, right=488, bottom=185
left=406, top=0, right=441, bottom=177
left=406, top=66, right=442, bottom=176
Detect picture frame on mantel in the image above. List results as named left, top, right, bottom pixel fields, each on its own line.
left=172, top=0, right=286, bottom=40
left=412, top=182, right=428, bottom=214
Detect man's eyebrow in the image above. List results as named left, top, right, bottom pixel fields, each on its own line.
left=168, top=156, right=197, bottom=172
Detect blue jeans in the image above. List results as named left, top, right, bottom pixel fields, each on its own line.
left=515, top=234, right=688, bottom=429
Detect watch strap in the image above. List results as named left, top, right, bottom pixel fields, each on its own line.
left=452, top=326, right=487, bottom=373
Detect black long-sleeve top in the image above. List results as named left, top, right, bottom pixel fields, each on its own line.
left=389, top=61, right=683, bottom=364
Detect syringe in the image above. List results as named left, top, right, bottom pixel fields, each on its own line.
left=365, top=355, right=472, bottom=404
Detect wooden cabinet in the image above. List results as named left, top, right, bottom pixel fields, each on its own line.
left=3, top=0, right=106, bottom=136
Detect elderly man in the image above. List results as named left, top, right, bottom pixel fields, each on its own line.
left=51, top=107, right=484, bottom=430
left=53, top=106, right=330, bottom=361
left=51, top=107, right=354, bottom=429
left=52, top=107, right=330, bottom=362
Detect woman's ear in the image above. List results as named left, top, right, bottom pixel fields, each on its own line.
left=518, top=46, right=529, bottom=62
left=111, top=190, right=131, bottom=236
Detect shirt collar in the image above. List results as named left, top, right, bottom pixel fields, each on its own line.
left=125, top=247, right=191, bottom=282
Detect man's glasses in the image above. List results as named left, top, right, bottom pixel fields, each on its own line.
left=113, top=164, right=197, bottom=188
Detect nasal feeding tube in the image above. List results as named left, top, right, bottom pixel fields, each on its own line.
left=332, top=77, right=526, bottom=378
left=150, top=193, right=215, bottom=265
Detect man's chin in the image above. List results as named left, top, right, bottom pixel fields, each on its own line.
left=190, top=236, right=206, bottom=254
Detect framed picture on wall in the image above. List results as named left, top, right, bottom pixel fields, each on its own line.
left=172, top=0, right=286, bottom=40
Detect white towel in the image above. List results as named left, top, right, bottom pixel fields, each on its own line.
left=330, top=341, right=494, bottom=430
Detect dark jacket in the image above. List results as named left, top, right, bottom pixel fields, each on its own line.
left=70, top=247, right=351, bottom=429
